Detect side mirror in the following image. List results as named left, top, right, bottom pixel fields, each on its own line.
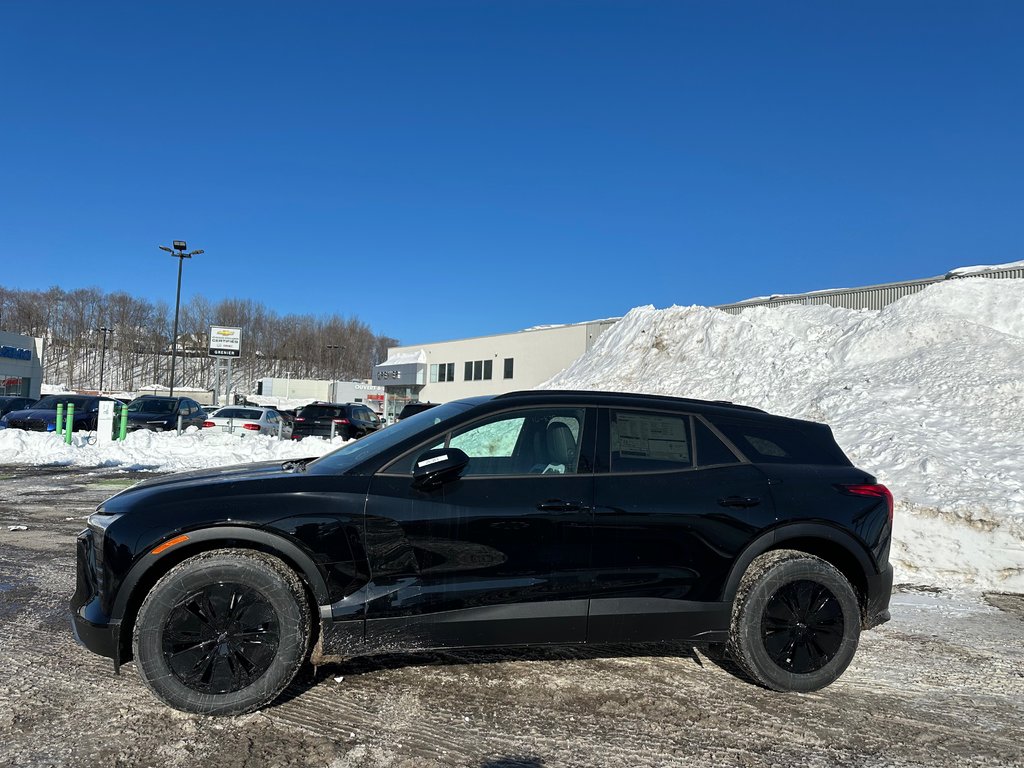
left=412, top=448, right=470, bottom=490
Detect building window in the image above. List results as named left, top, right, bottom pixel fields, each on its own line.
left=464, top=360, right=494, bottom=381
left=503, top=358, right=514, bottom=379
left=430, top=363, right=456, bottom=383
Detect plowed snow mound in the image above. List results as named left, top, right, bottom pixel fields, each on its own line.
left=543, top=279, right=1024, bottom=591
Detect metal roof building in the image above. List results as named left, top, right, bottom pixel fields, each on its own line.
left=715, top=261, right=1024, bottom=314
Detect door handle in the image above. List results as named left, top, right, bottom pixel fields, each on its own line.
left=718, top=496, right=761, bottom=509
left=537, top=499, right=585, bottom=512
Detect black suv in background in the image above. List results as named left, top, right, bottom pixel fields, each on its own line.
left=397, top=401, right=439, bottom=421
left=291, top=402, right=382, bottom=440
left=125, top=396, right=207, bottom=432
left=72, top=390, right=893, bottom=715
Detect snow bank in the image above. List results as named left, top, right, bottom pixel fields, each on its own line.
left=0, top=428, right=345, bottom=473
left=543, top=279, right=1024, bottom=592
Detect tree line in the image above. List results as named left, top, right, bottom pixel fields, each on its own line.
left=0, top=285, right=398, bottom=393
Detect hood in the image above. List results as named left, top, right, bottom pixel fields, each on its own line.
left=4, top=408, right=59, bottom=422
left=111, top=460, right=292, bottom=497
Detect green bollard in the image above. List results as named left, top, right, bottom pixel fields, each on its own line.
left=118, top=404, right=128, bottom=441
left=65, top=403, right=75, bottom=444
left=55, top=403, right=65, bottom=436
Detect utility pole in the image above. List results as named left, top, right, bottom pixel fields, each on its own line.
left=159, top=240, right=204, bottom=397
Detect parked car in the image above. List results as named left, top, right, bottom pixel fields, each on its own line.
left=396, top=401, right=439, bottom=421
left=124, top=396, right=207, bottom=432
left=72, top=389, right=893, bottom=715
left=0, top=394, right=121, bottom=432
left=290, top=401, right=382, bottom=440
left=0, top=396, right=37, bottom=417
left=203, top=406, right=290, bottom=437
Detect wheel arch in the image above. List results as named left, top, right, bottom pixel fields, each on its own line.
left=113, top=526, right=331, bottom=664
left=721, top=523, right=876, bottom=614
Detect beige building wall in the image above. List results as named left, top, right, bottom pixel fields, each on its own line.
left=380, top=320, right=616, bottom=406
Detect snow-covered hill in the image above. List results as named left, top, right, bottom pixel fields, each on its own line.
left=543, top=279, right=1024, bottom=592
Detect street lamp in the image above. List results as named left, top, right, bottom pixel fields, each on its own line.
left=325, top=344, right=345, bottom=380
left=96, top=326, right=114, bottom=394
left=159, top=240, right=204, bottom=397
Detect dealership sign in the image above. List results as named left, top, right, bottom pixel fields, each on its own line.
left=209, top=326, right=242, bottom=358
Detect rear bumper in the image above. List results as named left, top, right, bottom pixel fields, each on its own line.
left=863, top=562, right=894, bottom=629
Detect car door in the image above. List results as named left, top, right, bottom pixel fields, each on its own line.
left=361, top=405, right=597, bottom=650
left=588, top=408, right=775, bottom=643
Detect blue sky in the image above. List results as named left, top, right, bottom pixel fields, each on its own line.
left=1, top=1, right=1021, bottom=345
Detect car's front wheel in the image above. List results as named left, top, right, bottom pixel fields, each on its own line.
left=132, top=549, right=311, bottom=715
left=727, top=549, right=861, bottom=692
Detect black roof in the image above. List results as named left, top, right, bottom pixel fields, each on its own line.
left=492, top=389, right=765, bottom=414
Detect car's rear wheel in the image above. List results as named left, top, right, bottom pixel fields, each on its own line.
left=132, top=549, right=311, bottom=715
left=727, top=550, right=860, bottom=692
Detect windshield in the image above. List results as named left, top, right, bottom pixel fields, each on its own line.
left=308, top=401, right=475, bottom=474
left=128, top=398, right=177, bottom=413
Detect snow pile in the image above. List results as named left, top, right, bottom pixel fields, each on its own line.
left=543, top=278, right=1024, bottom=592
left=0, top=428, right=344, bottom=473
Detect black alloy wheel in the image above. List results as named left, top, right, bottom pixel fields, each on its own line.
left=133, top=549, right=311, bottom=715
left=761, top=580, right=845, bottom=674
left=727, top=550, right=860, bottom=692
left=162, top=582, right=280, bottom=694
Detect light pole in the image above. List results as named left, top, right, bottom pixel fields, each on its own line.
left=96, top=326, right=114, bottom=393
left=284, top=370, right=293, bottom=399
left=159, top=240, right=204, bottom=397
left=325, top=344, right=345, bottom=380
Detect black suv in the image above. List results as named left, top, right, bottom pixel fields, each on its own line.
left=72, top=390, right=893, bottom=715
left=397, top=401, right=439, bottom=421
left=291, top=401, right=381, bottom=440
left=125, top=396, right=207, bottom=432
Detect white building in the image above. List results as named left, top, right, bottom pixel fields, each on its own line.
left=256, top=377, right=384, bottom=410
left=372, top=319, right=617, bottom=422
left=0, top=331, right=44, bottom=399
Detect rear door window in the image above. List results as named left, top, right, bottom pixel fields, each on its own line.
left=609, top=410, right=692, bottom=473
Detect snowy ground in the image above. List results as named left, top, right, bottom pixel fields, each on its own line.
left=1, top=466, right=1021, bottom=768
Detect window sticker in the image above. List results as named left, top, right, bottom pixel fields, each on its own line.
left=613, top=412, right=690, bottom=463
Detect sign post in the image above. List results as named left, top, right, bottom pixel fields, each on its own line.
left=209, top=326, right=242, bottom=407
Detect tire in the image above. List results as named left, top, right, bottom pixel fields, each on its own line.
left=727, top=549, right=860, bottom=693
left=132, top=549, right=311, bottom=715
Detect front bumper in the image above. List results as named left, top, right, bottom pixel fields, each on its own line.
left=71, top=528, right=122, bottom=664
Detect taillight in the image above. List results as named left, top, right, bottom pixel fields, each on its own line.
left=839, top=483, right=894, bottom=522
left=242, top=423, right=261, bottom=431
left=202, top=421, right=215, bottom=428
left=294, top=417, right=305, bottom=422
left=333, top=418, right=350, bottom=425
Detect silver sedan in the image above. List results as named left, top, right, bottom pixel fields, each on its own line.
left=203, top=406, right=291, bottom=437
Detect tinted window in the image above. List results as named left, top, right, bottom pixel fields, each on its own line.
left=694, top=419, right=741, bottom=466
left=298, top=405, right=344, bottom=420
left=609, top=410, right=692, bottom=473
left=128, top=398, right=177, bottom=414
left=711, top=418, right=846, bottom=465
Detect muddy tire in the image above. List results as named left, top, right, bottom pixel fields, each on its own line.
left=727, top=550, right=860, bottom=692
left=132, top=549, right=311, bottom=715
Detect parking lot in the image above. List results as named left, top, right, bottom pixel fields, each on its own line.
left=1, top=464, right=1022, bottom=768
